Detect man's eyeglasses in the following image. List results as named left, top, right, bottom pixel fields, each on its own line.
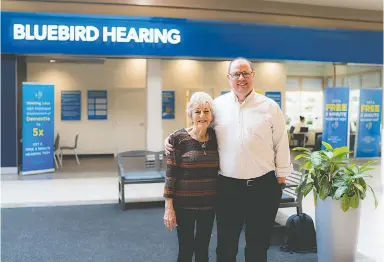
left=228, top=71, right=254, bottom=79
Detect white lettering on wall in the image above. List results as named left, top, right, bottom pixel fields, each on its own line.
left=102, top=26, right=181, bottom=44
left=13, top=24, right=181, bottom=44
left=13, top=24, right=99, bottom=41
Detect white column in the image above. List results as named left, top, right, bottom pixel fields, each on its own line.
left=146, top=59, right=163, bottom=151
left=253, top=62, right=287, bottom=115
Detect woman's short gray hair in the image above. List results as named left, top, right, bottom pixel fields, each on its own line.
left=186, top=92, right=214, bottom=118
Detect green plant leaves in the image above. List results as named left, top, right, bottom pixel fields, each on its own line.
left=302, top=183, right=314, bottom=196
left=322, top=141, right=333, bottom=151
left=354, top=183, right=364, bottom=194
left=319, top=178, right=331, bottom=200
left=294, top=154, right=310, bottom=161
left=350, top=193, right=359, bottom=209
left=359, top=167, right=376, bottom=174
left=293, top=147, right=311, bottom=153
left=360, top=160, right=377, bottom=172
left=333, top=146, right=350, bottom=158
left=334, top=186, right=347, bottom=199
left=310, top=152, right=322, bottom=166
left=299, top=160, right=312, bottom=171
left=368, top=185, right=378, bottom=208
left=292, top=143, right=378, bottom=212
left=341, top=194, right=350, bottom=212
left=352, top=174, right=368, bottom=180
left=323, top=151, right=334, bottom=159
left=344, top=164, right=357, bottom=175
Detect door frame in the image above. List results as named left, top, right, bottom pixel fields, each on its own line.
left=111, top=87, right=146, bottom=156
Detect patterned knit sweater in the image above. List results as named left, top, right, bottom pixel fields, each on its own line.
left=163, top=128, right=219, bottom=210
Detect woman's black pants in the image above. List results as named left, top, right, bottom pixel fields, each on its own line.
left=175, top=208, right=215, bottom=262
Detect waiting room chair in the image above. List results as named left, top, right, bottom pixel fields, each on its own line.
left=279, top=163, right=306, bottom=215
left=54, top=134, right=62, bottom=169
left=117, top=150, right=166, bottom=210
left=289, top=126, right=298, bottom=147
left=290, top=126, right=308, bottom=148
left=60, top=134, right=80, bottom=165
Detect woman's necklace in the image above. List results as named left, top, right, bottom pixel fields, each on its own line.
left=200, top=141, right=207, bottom=155
left=187, top=129, right=208, bottom=155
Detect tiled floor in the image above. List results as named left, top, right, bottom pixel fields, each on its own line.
left=1, top=156, right=384, bottom=261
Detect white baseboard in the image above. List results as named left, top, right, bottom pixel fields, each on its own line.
left=1, top=167, right=18, bottom=175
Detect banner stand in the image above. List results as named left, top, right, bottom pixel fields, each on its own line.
left=20, top=82, right=55, bottom=176
left=322, top=87, right=350, bottom=150
left=355, top=88, right=383, bottom=158
left=21, top=168, right=55, bottom=176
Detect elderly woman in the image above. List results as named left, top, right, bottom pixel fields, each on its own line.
left=163, top=92, right=219, bottom=262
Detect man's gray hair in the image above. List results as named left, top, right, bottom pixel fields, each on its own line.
left=186, top=92, right=214, bottom=118
left=228, top=57, right=254, bottom=73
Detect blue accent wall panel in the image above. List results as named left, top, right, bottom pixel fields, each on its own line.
left=1, top=11, right=383, bottom=64
left=1, top=56, right=17, bottom=168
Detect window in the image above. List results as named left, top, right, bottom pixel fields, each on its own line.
left=285, top=77, right=324, bottom=130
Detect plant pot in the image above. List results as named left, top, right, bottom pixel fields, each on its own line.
left=315, top=196, right=362, bottom=262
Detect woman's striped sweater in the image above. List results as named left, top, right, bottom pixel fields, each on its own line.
left=163, top=128, right=219, bottom=210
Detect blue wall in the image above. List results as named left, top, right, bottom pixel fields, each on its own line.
left=1, top=11, right=383, bottom=64
left=1, top=55, right=17, bottom=168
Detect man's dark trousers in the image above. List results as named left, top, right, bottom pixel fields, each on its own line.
left=215, top=171, right=283, bottom=262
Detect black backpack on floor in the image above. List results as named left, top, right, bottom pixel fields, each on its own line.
left=280, top=213, right=317, bottom=253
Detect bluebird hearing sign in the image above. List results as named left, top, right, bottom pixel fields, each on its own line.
left=1, top=11, right=382, bottom=64
left=13, top=24, right=181, bottom=44
left=22, top=83, right=55, bottom=175
left=322, top=87, right=350, bottom=149
left=355, top=89, right=383, bottom=158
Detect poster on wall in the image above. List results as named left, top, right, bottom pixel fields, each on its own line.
left=61, top=90, right=81, bottom=120
left=322, top=87, right=350, bottom=149
left=265, top=91, right=281, bottom=108
left=21, top=83, right=55, bottom=175
left=355, top=88, right=382, bottom=158
left=87, top=90, right=107, bottom=120
left=162, top=91, right=175, bottom=119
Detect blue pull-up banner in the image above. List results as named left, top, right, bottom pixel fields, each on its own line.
left=21, top=83, right=55, bottom=175
left=355, top=89, right=383, bottom=158
left=322, top=87, right=350, bottom=149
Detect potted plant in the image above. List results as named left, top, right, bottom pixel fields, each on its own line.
left=293, top=141, right=378, bottom=262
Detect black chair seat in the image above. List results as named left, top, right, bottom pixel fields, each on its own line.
left=280, top=193, right=295, bottom=203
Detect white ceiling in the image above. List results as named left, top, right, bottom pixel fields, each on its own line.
left=265, top=0, right=383, bottom=10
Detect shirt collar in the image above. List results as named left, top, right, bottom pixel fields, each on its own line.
left=230, top=89, right=256, bottom=104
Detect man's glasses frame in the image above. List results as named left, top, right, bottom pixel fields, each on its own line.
left=228, top=71, right=255, bottom=80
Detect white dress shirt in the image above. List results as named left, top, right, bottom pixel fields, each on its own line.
left=212, top=90, right=292, bottom=179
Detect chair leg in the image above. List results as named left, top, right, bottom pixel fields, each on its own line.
left=54, top=154, right=59, bottom=169
left=56, top=152, right=63, bottom=167
left=74, top=149, right=80, bottom=165
left=297, top=206, right=302, bottom=215
left=119, top=181, right=126, bottom=211
left=60, top=149, right=63, bottom=166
